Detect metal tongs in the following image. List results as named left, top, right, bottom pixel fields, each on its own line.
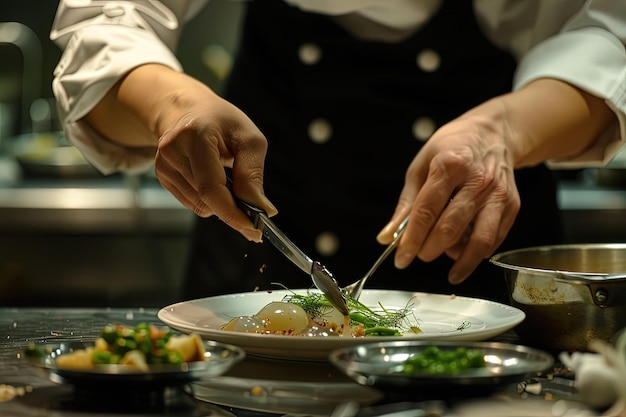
left=227, top=178, right=349, bottom=316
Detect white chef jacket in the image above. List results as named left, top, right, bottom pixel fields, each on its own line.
left=50, top=0, right=626, bottom=175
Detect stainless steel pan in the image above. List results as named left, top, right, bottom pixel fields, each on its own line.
left=490, top=243, right=626, bottom=352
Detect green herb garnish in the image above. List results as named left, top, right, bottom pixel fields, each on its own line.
left=273, top=283, right=420, bottom=336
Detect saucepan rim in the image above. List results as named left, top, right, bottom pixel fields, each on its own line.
left=489, top=243, right=626, bottom=284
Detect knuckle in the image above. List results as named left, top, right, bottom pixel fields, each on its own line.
left=468, top=235, right=496, bottom=255
left=431, top=148, right=473, bottom=176
left=246, top=168, right=266, bottom=189
left=196, top=183, right=219, bottom=204
left=192, top=200, right=211, bottom=217
left=509, top=191, right=521, bottom=210
left=153, top=156, right=165, bottom=172
left=437, top=221, right=465, bottom=242
left=414, top=206, right=437, bottom=225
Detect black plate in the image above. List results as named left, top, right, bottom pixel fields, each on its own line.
left=24, top=340, right=245, bottom=388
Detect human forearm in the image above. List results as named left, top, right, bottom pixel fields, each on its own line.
left=85, top=63, right=218, bottom=148
left=500, top=78, right=616, bottom=168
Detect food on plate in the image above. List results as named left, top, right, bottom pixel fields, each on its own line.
left=401, top=346, right=486, bottom=374
left=221, top=290, right=422, bottom=337
left=25, top=323, right=206, bottom=371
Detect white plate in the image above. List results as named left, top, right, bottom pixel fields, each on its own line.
left=158, top=290, right=525, bottom=361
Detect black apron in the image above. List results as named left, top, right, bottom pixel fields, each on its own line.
left=182, top=0, right=562, bottom=303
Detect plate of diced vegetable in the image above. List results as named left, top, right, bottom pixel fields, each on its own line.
left=23, top=323, right=245, bottom=387
left=329, top=340, right=553, bottom=389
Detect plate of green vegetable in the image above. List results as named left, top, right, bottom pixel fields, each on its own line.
left=158, top=289, right=525, bottom=361
left=23, top=322, right=245, bottom=388
left=328, top=340, right=554, bottom=389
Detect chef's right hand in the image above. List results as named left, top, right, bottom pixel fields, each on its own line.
left=155, top=92, right=277, bottom=242
left=86, top=64, right=277, bottom=242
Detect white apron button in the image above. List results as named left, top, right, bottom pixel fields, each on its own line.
left=308, top=118, right=333, bottom=143
left=412, top=117, right=436, bottom=141
left=298, top=43, right=322, bottom=65
left=102, top=4, right=126, bottom=18
left=315, top=232, right=339, bottom=256
left=416, top=49, right=441, bottom=72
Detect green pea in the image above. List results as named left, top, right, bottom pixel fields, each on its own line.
left=134, top=323, right=152, bottom=334
left=92, top=350, right=116, bottom=364
left=101, top=324, right=118, bottom=344
left=136, top=338, right=152, bottom=355
left=112, top=337, right=137, bottom=355
left=402, top=347, right=486, bottom=375
left=167, top=351, right=183, bottom=364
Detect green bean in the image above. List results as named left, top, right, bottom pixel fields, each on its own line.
left=364, top=326, right=402, bottom=336
left=349, top=312, right=377, bottom=327
left=402, top=346, right=486, bottom=374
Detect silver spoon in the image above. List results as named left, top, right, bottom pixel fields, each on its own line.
left=342, top=216, right=410, bottom=300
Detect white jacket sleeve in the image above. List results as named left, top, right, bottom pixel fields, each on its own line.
left=50, top=1, right=203, bottom=175
left=513, top=0, right=626, bottom=168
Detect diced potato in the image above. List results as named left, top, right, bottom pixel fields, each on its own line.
left=94, top=338, right=109, bottom=351
left=165, top=333, right=206, bottom=362
left=119, top=350, right=148, bottom=371
left=56, top=347, right=95, bottom=369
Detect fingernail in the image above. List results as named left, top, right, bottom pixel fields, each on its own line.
left=395, top=252, right=413, bottom=269
left=376, top=223, right=393, bottom=243
left=261, top=197, right=278, bottom=216
left=449, top=272, right=465, bottom=284
left=266, top=202, right=278, bottom=216
left=380, top=222, right=394, bottom=235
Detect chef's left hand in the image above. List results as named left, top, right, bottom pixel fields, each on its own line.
left=378, top=78, right=616, bottom=284
left=378, top=97, right=520, bottom=284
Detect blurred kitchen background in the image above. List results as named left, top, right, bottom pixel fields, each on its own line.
left=0, top=0, right=245, bottom=307
left=0, top=1, right=624, bottom=308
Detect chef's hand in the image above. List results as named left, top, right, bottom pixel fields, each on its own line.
left=378, top=100, right=520, bottom=285
left=85, top=64, right=277, bottom=242
left=377, top=79, right=616, bottom=284
left=155, top=94, right=277, bottom=243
